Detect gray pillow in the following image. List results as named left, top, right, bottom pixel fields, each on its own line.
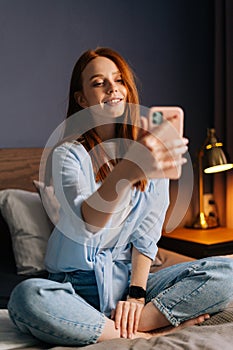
left=33, top=180, right=60, bottom=226
left=0, top=189, right=52, bottom=275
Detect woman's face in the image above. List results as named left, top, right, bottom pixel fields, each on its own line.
left=76, top=56, right=127, bottom=118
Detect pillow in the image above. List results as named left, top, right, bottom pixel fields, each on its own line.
left=0, top=189, right=53, bottom=275
left=33, top=180, right=60, bottom=226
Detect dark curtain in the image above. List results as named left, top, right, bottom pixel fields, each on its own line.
left=214, top=0, right=233, bottom=227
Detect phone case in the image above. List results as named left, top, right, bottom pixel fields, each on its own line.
left=148, top=106, right=184, bottom=179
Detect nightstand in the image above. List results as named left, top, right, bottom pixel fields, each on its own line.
left=158, top=227, right=233, bottom=258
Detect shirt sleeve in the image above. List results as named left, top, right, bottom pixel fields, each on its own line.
left=51, top=142, right=98, bottom=239
left=130, top=179, right=170, bottom=260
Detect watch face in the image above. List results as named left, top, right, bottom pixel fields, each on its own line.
left=129, top=286, right=146, bottom=299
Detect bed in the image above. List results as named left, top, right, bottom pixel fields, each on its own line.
left=0, top=147, right=233, bottom=350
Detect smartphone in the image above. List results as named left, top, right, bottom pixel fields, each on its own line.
left=148, top=106, right=184, bottom=179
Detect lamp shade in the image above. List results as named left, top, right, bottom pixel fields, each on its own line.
left=202, top=129, right=233, bottom=174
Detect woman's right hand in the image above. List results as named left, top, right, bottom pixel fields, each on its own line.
left=123, top=116, right=188, bottom=182
left=81, top=116, right=188, bottom=231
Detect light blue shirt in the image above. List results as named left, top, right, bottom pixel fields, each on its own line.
left=45, top=142, right=170, bottom=316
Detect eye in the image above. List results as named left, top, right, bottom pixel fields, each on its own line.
left=116, top=77, right=124, bottom=84
left=93, top=80, right=104, bottom=87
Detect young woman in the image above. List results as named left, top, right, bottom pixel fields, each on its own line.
left=8, top=47, right=233, bottom=346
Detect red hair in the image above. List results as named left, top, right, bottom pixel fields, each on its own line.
left=66, top=47, right=147, bottom=191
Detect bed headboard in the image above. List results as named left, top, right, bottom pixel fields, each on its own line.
left=0, top=148, right=43, bottom=192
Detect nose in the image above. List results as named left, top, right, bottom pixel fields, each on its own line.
left=107, top=81, right=118, bottom=94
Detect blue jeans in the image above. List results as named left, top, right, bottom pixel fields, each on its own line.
left=8, top=257, right=233, bottom=346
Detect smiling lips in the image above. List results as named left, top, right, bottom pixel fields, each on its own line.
left=104, top=98, right=123, bottom=106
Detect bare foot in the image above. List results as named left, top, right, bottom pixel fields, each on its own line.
left=134, top=314, right=210, bottom=339
left=98, top=313, right=210, bottom=342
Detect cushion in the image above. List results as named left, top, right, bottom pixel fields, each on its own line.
left=0, top=189, right=53, bottom=275
left=33, top=180, right=60, bottom=226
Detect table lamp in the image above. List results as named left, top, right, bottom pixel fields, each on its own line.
left=191, top=128, right=233, bottom=229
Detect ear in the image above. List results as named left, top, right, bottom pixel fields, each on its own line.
left=74, top=91, right=88, bottom=109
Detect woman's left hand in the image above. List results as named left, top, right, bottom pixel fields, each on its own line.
left=112, top=298, right=145, bottom=338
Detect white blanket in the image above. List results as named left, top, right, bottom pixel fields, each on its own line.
left=0, top=309, right=42, bottom=350
left=1, top=308, right=233, bottom=350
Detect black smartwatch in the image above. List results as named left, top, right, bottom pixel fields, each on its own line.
left=128, top=285, right=146, bottom=299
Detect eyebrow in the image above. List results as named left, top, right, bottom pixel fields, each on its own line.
left=89, top=71, right=121, bottom=81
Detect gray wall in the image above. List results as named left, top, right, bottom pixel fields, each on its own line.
left=0, top=0, right=214, bottom=158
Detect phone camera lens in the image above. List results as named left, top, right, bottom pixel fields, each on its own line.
left=152, top=111, right=163, bottom=125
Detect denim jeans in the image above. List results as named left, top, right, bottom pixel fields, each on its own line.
left=8, top=257, right=233, bottom=346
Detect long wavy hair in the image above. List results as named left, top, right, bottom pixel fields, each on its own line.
left=66, top=47, right=147, bottom=191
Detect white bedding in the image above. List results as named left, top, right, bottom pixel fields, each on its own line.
left=2, top=307, right=233, bottom=350
left=0, top=309, right=43, bottom=350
